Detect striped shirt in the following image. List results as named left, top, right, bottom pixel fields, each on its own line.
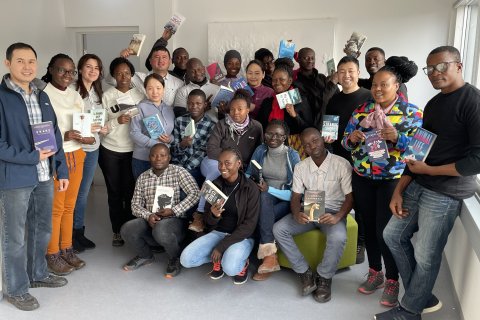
left=7, top=78, right=50, bottom=181
left=131, top=165, right=200, bottom=219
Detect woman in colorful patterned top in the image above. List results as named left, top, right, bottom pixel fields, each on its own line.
left=341, top=56, right=422, bottom=307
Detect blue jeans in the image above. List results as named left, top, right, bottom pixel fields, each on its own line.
left=258, top=191, right=290, bottom=244
left=0, top=179, right=53, bottom=297
left=383, top=180, right=461, bottom=314
left=180, top=230, right=254, bottom=276
left=132, top=158, right=151, bottom=180
left=73, top=149, right=99, bottom=229
left=273, top=213, right=347, bottom=279
left=198, top=157, right=221, bottom=212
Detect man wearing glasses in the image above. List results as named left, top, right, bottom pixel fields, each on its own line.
left=375, top=46, right=480, bottom=320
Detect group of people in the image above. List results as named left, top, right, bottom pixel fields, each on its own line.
left=0, top=28, right=479, bottom=320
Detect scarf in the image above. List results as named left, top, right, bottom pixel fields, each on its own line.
left=269, top=86, right=294, bottom=122
left=225, top=114, right=250, bottom=141
left=359, top=96, right=397, bottom=129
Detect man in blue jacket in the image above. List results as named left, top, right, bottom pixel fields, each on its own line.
left=0, top=43, right=69, bottom=311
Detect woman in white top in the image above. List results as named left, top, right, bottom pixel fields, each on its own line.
left=99, top=57, right=145, bottom=247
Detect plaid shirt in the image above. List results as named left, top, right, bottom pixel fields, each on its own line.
left=7, top=77, right=50, bottom=181
left=172, top=113, right=215, bottom=171
left=131, top=165, right=200, bottom=219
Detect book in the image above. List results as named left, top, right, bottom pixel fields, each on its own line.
left=90, top=109, right=106, bottom=127
left=278, top=40, right=296, bottom=59
left=73, top=112, right=93, bottom=137
left=365, top=130, right=389, bottom=162
left=403, top=127, right=437, bottom=162
left=183, top=118, right=196, bottom=138
left=326, top=58, right=336, bottom=76
left=31, top=121, right=58, bottom=153
left=142, top=114, right=165, bottom=139
left=164, top=13, right=186, bottom=34
left=344, top=32, right=367, bottom=57
left=321, top=115, right=340, bottom=140
left=230, top=77, right=254, bottom=96
left=275, top=88, right=302, bottom=109
left=152, top=186, right=174, bottom=213
left=249, top=160, right=263, bottom=184
left=200, top=180, right=228, bottom=208
left=116, top=95, right=139, bottom=116
left=210, top=85, right=235, bottom=109
left=206, top=62, right=226, bottom=83
left=128, top=34, right=146, bottom=57
left=303, top=190, right=326, bottom=222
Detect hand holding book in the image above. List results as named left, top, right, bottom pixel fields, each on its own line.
left=293, top=210, right=310, bottom=225
left=179, top=136, right=193, bottom=148
left=379, top=127, right=398, bottom=143
left=211, top=200, right=225, bottom=218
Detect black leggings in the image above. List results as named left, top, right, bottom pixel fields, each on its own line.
left=352, top=173, right=399, bottom=281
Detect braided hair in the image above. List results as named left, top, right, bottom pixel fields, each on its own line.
left=380, top=56, right=418, bottom=84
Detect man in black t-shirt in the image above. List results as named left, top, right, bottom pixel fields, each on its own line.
left=375, top=46, right=480, bottom=320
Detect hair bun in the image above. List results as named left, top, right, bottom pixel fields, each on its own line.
left=385, top=56, right=418, bottom=83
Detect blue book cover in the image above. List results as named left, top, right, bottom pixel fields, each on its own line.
left=211, top=86, right=234, bottom=109
left=230, top=77, right=254, bottom=96
left=321, top=115, right=340, bottom=140
left=365, top=130, right=389, bottom=162
left=142, top=114, right=165, bottom=139
left=31, top=121, right=58, bottom=152
left=403, top=127, right=437, bottom=162
left=278, top=40, right=296, bottom=59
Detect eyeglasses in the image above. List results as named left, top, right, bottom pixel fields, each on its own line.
left=265, top=132, right=286, bottom=139
left=422, top=61, right=459, bottom=75
left=55, top=67, right=77, bottom=76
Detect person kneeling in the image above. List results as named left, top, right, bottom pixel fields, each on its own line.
left=121, top=144, right=200, bottom=277
left=180, top=147, right=260, bottom=285
left=273, top=128, right=353, bottom=302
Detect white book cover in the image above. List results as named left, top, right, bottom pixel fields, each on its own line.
left=72, top=112, right=93, bottom=137
left=183, top=118, right=196, bottom=138
left=164, top=13, right=186, bottom=34
left=276, top=92, right=292, bottom=109
left=152, top=186, right=175, bottom=213
left=128, top=34, right=146, bottom=56
left=90, top=109, right=106, bottom=127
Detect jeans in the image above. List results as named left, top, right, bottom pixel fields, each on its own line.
left=180, top=230, right=254, bottom=276
left=132, top=158, right=151, bottom=181
left=383, top=180, right=461, bottom=314
left=198, top=157, right=221, bottom=212
left=258, top=191, right=290, bottom=244
left=0, top=179, right=53, bottom=297
left=273, top=213, right=346, bottom=279
left=74, top=149, right=99, bottom=229
left=121, top=217, right=186, bottom=259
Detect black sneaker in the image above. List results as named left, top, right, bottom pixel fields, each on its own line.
left=165, top=257, right=181, bottom=278
left=423, top=294, right=442, bottom=314
left=209, top=261, right=224, bottom=280
left=112, top=233, right=124, bottom=247
left=77, top=227, right=96, bottom=250
left=30, top=274, right=68, bottom=288
left=374, top=306, right=421, bottom=320
left=233, top=260, right=249, bottom=285
left=299, top=268, right=317, bottom=296
left=123, top=255, right=154, bottom=271
left=6, top=293, right=40, bottom=311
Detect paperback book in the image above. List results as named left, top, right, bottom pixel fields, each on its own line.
left=276, top=88, right=302, bottom=109
left=90, top=109, right=106, bottom=127
left=230, top=77, right=254, bottom=96
left=73, top=112, right=93, bottom=137
left=152, top=186, right=174, bottom=213
left=143, top=114, right=165, bottom=139
left=31, top=121, right=58, bottom=152
left=326, top=58, right=336, bottom=76
left=303, top=190, right=326, bottom=222
left=183, top=118, right=196, bottom=138
left=128, top=34, right=146, bottom=56
left=249, top=159, right=263, bottom=184
left=211, top=86, right=235, bottom=109
left=278, top=40, right=296, bottom=59
left=365, top=130, right=389, bottom=162
left=321, top=115, right=340, bottom=140
left=164, top=13, right=186, bottom=34
left=206, top=62, right=225, bottom=83
left=403, top=127, right=437, bottom=162
left=200, top=180, right=228, bottom=208
left=344, top=32, right=367, bottom=58
left=116, top=95, right=139, bottom=117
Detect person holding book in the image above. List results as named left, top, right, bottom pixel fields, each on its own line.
left=256, top=62, right=313, bottom=159
left=170, top=47, right=189, bottom=81
left=71, top=53, right=107, bottom=253
left=254, top=48, right=275, bottom=89
left=245, top=59, right=274, bottom=119
left=375, top=46, right=480, bottom=320
left=171, top=89, right=215, bottom=187
left=121, top=143, right=200, bottom=277
left=190, top=89, right=263, bottom=232
left=99, top=57, right=145, bottom=247
left=215, top=49, right=242, bottom=87
left=341, top=57, right=422, bottom=307
left=42, top=53, right=94, bottom=275
left=180, top=147, right=260, bottom=285
left=273, top=128, right=353, bottom=303
left=0, top=42, right=69, bottom=311
left=130, top=73, right=175, bottom=179
left=245, top=120, right=301, bottom=281
left=324, top=56, right=372, bottom=264
left=173, top=58, right=220, bottom=120
left=293, top=47, right=339, bottom=130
